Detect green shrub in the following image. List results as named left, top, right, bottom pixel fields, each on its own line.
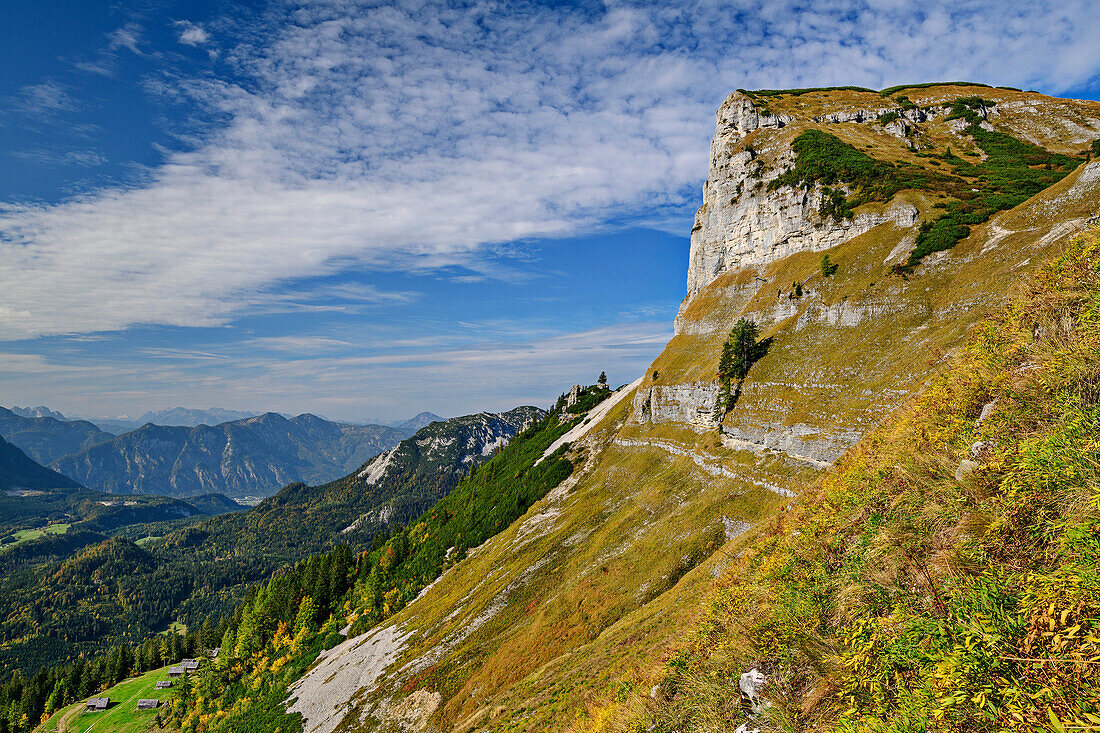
left=748, top=85, right=875, bottom=97
left=715, top=319, right=770, bottom=419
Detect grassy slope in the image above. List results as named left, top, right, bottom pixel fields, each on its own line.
left=588, top=228, right=1100, bottom=732
left=325, top=87, right=1100, bottom=733
left=40, top=666, right=176, bottom=733
left=10, top=523, right=70, bottom=547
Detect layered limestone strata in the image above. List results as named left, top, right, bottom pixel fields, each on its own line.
left=632, top=382, right=720, bottom=431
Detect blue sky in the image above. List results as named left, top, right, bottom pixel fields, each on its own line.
left=1, top=0, right=1098, bottom=422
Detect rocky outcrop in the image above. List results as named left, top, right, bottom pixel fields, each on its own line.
left=682, top=92, right=918, bottom=305
left=719, top=94, right=794, bottom=136
left=632, top=382, right=720, bottom=430
left=720, top=422, right=858, bottom=466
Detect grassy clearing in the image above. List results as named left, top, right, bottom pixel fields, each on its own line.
left=7, top=523, right=71, bottom=548
left=41, top=666, right=175, bottom=733
left=579, top=228, right=1100, bottom=732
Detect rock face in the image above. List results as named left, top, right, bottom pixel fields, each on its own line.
left=683, top=91, right=919, bottom=305
left=632, top=382, right=720, bottom=430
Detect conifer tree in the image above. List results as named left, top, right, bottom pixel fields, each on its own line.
left=716, top=318, right=767, bottom=419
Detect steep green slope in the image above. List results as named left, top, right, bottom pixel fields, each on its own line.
left=590, top=227, right=1100, bottom=732
left=332, top=406, right=545, bottom=540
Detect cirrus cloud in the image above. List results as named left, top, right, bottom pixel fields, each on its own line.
left=1, top=0, right=1098, bottom=340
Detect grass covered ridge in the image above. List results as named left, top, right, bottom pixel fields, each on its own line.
left=578, top=227, right=1100, bottom=732
left=767, top=103, right=1082, bottom=266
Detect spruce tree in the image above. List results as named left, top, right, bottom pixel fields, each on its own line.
left=723, top=319, right=762, bottom=381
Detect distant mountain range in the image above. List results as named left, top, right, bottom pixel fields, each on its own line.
left=8, top=404, right=444, bottom=435
left=50, top=413, right=410, bottom=499
left=0, top=435, right=242, bottom=537
left=82, top=407, right=261, bottom=434
left=0, top=408, right=113, bottom=464
left=10, top=405, right=70, bottom=421
left=0, top=407, right=427, bottom=499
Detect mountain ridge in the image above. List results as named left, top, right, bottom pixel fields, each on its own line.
left=274, top=83, right=1100, bottom=733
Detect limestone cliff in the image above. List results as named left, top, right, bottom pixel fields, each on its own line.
left=682, top=91, right=919, bottom=305
left=638, top=84, right=1100, bottom=464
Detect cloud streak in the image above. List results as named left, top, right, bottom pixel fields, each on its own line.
left=2, top=0, right=1099, bottom=340
left=0, top=320, right=673, bottom=421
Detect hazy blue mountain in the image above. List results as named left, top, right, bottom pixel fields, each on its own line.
left=134, top=407, right=259, bottom=426
left=51, top=412, right=408, bottom=499
left=0, top=435, right=82, bottom=491
left=86, top=419, right=146, bottom=435
left=0, top=407, right=114, bottom=465
left=10, top=405, right=70, bottom=421
left=394, top=411, right=445, bottom=432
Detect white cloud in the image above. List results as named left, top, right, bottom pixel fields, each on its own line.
left=12, top=82, right=77, bottom=118
left=108, top=24, right=144, bottom=55
left=0, top=321, right=672, bottom=422
left=176, top=21, right=210, bottom=46
left=1, top=0, right=1099, bottom=340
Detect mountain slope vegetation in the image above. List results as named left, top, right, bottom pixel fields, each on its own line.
left=591, top=226, right=1100, bottom=733
left=0, top=407, right=541, bottom=682
left=158, top=399, right=591, bottom=732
